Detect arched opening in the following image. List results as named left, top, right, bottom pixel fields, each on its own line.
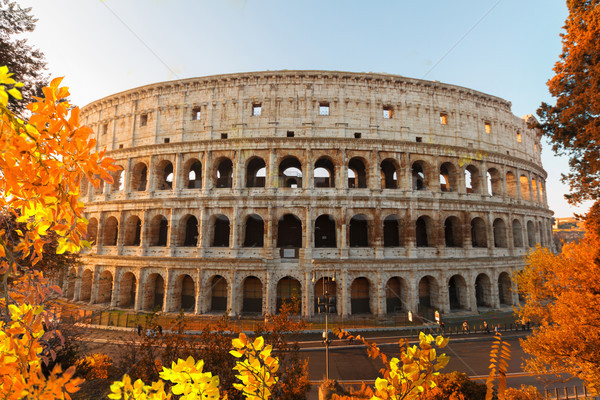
left=143, top=273, right=165, bottom=311
left=471, top=218, right=487, bottom=248
left=349, top=214, right=369, bottom=247
left=279, top=157, right=302, bottom=188
left=348, top=158, right=368, bottom=188
left=475, top=273, right=492, bottom=308
left=380, top=159, right=398, bottom=189
left=131, top=162, right=148, bottom=191
left=506, top=171, right=517, bottom=198
left=415, top=216, right=431, bottom=247
left=110, top=167, right=125, bottom=192
left=210, top=276, right=227, bottom=312
left=498, top=272, right=513, bottom=306
left=314, top=214, right=336, bottom=248
left=246, top=157, right=266, bottom=188
left=185, top=159, right=203, bottom=189
left=418, top=275, right=439, bottom=313
left=314, top=277, right=336, bottom=314
left=243, top=214, right=264, bottom=247
left=179, top=275, right=195, bottom=312
left=465, top=165, right=480, bottom=194
left=96, top=270, right=113, bottom=304
left=527, top=220, right=536, bottom=247
left=80, top=270, right=93, bottom=302
left=512, top=219, right=524, bottom=247
left=386, top=277, right=407, bottom=314
left=80, top=175, right=89, bottom=196
left=412, top=161, right=427, bottom=190
left=532, top=178, right=539, bottom=202
left=212, top=215, right=230, bottom=247
left=448, top=275, right=468, bottom=310
left=439, top=162, right=456, bottom=192
left=520, top=175, right=530, bottom=201
left=118, top=272, right=136, bottom=308
left=314, top=157, right=335, bottom=188
left=350, top=277, right=371, bottom=314
left=156, top=160, right=174, bottom=190
left=383, top=215, right=401, bottom=247
left=276, top=277, right=301, bottom=312
left=215, top=158, right=233, bottom=188
left=444, top=216, right=462, bottom=248
left=87, top=218, right=98, bottom=245
left=493, top=218, right=508, bottom=248
left=103, top=216, right=119, bottom=246
left=277, top=214, right=302, bottom=248
left=66, top=267, right=77, bottom=299
left=149, top=215, right=168, bottom=246
left=487, top=168, right=501, bottom=196
left=242, top=276, right=263, bottom=314
left=124, top=215, right=142, bottom=246
left=182, top=215, right=199, bottom=247
left=539, top=180, right=544, bottom=202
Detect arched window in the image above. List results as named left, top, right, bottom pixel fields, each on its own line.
left=418, top=275, right=439, bottom=311
left=493, top=218, right=507, bottom=248
left=242, top=276, right=263, bottom=314
left=498, top=272, right=513, bottom=305
left=475, top=273, right=492, bottom=308
left=350, top=277, right=371, bottom=314
left=131, top=162, right=148, bottom=191
left=512, top=219, right=523, bottom=247
left=243, top=214, right=264, bottom=247
left=212, top=215, right=230, bottom=247
left=465, top=165, right=479, bottom=194
left=520, top=175, right=530, bottom=200
left=415, top=216, right=431, bottom=247
left=97, top=270, right=113, bottom=304
left=386, top=277, right=407, bottom=313
left=124, top=215, right=142, bottom=246
left=487, top=168, right=501, bottom=196
left=448, top=275, right=467, bottom=310
left=156, top=160, right=174, bottom=190
left=87, top=218, right=98, bottom=245
left=118, top=272, right=136, bottom=308
left=314, top=157, right=335, bottom=188
left=186, top=160, right=203, bottom=189
left=149, top=215, right=168, bottom=246
left=348, top=158, right=367, bottom=188
left=383, top=215, right=401, bottom=247
left=380, top=159, right=398, bottom=189
left=182, top=215, right=199, bottom=247
left=103, top=216, right=119, bottom=246
left=215, top=158, right=233, bottom=188
left=279, top=157, right=303, bottom=188
left=527, top=220, right=536, bottom=247
left=471, top=217, right=487, bottom=248
left=277, top=214, right=302, bottom=247
left=110, top=167, right=125, bottom=192
left=277, top=277, right=302, bottom=312
left=439, top=162, right=456, bottom=192
left=412, top=161, right=426, bottom=190
left=246, top=157, right=266, bottom=187
left=531, top=177, right=539, bottom=202
left=210, top=276, right=228, bottom=312
left=506, top=171, right=517, bottom=198
left=314, top=214, right=336, bottom=248
left=444, top=216, right=462, bottom=247
left=349, top=215, right=369, bottom=247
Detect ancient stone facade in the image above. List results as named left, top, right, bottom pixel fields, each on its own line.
left=67, top=70, right=553, bottom=318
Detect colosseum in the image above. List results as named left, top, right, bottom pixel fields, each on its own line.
left=66, top=70, right=553, bottom=319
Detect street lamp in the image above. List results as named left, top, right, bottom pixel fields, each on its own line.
left=313, top=269, right=336, bottom=380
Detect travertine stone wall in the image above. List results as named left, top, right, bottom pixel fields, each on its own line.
left=67, top=71, right=553, bottom=319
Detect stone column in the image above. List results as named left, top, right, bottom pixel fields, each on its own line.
left=73, top=266, right=83, bottom=302
left=134, top=269, right=145, bottom=311
left=111, top=270, right=120, bottom=308
left=173, top=152, right=183, bottom=192
left=203, top=151, right=213, bottom=191
left=372, top=150, right=381, bottom=190
left=90, top=267, right=99, bottom=304
left=340, top=270, right=350, bottom=317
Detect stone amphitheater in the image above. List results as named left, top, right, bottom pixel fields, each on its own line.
left=66, top=70, right=553, bottom=319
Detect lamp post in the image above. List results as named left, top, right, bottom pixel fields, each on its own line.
left=313, top=268, right=336, bottom=380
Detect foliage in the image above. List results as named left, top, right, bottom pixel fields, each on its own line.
left=514, top=224, right=600, bottom=392
left=486, top=332, right=511, bottom=400
left=504, top=386, right=544, bottom=400
left=332, top=329, right=450, bottom=400
left=0, top=0, right=47, bottom=116
left=536, top=0, right=600, bottom=204
left=75, top=354, right=114, bottom=380
left=421, top=372, right=486, bottom=400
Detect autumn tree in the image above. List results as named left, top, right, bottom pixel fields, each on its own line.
left=0, top=0, right=47, bottom=116
left=537, top=0, right=600, bottom=204
left=514, top=209, right=600, bottom=392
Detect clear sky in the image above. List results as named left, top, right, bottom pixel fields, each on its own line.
left=16, top=0, right=593, bottom=218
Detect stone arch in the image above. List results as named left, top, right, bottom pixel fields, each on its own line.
left=412, top=160, right=428, bottom=190
left=209, top=275, right=228, bottom=312
left=386, top=277, right=408, bottom=313
left=276, top=277, right=302, bottom=313
left=118, top=271, right=137, bottom=308
left=155, top=160, right=174, bottom=190
left=212, top=215, right=230, bottom=247
left=124, top=215, right=142, bottom=246
left=277, top=214, right=302, bottom=248
left=349, top=214, right=369, bottom=247
left=350, top=277, right=371, bottom=314
left=103, top=216, right=119, bottom=246
left=348, top=157, right=368, bottom=188
left=96, top=270, right=113, bottom=304
left=243, top=214, right=264, bottom=247
left=444, top=216, right=462, bottom=248
left=448, top=274, right=468, bottom=310
left=80, top=175, right=89, bottom=196
left=475, top=273, right=492, bottom=308
left=471, top=217, right=488, bottom=248
left=149, top=215, right=169, bottom=246
left=246, top=157, right=266, bottom=188
left=279, top=156, right=302, bottom=188
left=506, top=171, right=517, bottom=198
left=215, top=157, right=233, bottom=188
left=383, top=214, right=402, bottom=247
left=415, top=215, right=434, bottom=247
left=180, top=214, right=199, bottom=247
left=539, top=180, right=545, bottom=202
left=66, top=267, right=77, bottom=299
left=512, top=219, right=524, bottom=247
left=110, top=166, right=125, bottom=192
left=87, top=217, right=98, bottom=245
left=242, top=276, right=263, bottom=314
left=418, top=275, right=440, bottom=312
left=465, top=165, right=480, bottom=194
left=439, top=162, right=457, bottom=192
left=143, top=272, right=165, bottom=311
left=314, top=277, right=337, bottom=314
left=487, top=168, right=501, bottom=196
left=173, top=274, right=195, bottom=312
left=131, top=161, right=148, bottom=191
left=520, top=175, right=530, bottom=201
left=314, top=157, right=335, bottom=188
left=314, top=214, right=336, bottom=248
left=532, top=177, right=539, bottom=202
left=498, top=272, right=513, bottom=306
left=527, top=220, right=536, bottom=247
left=80, top=269, right=93, bottom=302
left=184, top=158, right=203, bottom=189
left=380, top=158, right=399, bottom=189
left=493, top=218, right=508, bottom=248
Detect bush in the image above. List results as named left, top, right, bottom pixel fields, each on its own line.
left=505, top=385, right=544, bottom=400
left=421, top=371, right=487, bottom=400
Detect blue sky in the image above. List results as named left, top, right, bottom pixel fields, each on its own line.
left=18, top=0, right=592, bottom=218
